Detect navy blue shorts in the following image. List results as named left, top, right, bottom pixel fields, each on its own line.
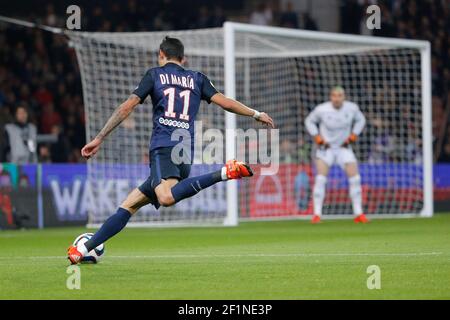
left=138, top=147, right=191, bottom=199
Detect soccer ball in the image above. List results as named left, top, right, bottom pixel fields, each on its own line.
left=73, top=233, right=105, bottom=263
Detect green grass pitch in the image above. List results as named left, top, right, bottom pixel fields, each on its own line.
left=0, top=214, right=449, bottom=299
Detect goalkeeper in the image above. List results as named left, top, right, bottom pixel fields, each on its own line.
left=305, top=86, right=368, bottom=224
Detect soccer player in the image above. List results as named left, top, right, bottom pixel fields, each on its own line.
left=67, top=37, right=274, bottom=264
left=305, top=86, right=368, bottom=224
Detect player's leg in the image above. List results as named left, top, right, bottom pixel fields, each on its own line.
left=68, top=188, right=153, bottom=264
left=68, top=161, right=173, bottom=264
left=340, top=149, right=368, bottom=223
left=68, top=152, right=253, bottom=263
left=153, top=178, right=180, bottom=207
left=84, top=188, right=151, bottom=249
left=149, top=147, right=221, bottom=207
left=312, top=149, right=331, bottom=223
left=154, top=160, right=253, bottom=207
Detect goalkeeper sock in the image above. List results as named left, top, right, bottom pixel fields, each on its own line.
left=313, top=175, right=327, bottom=216
left=171, top=170, right=223, bottom=203
left=83, top=207, right=131, bottom=252
left=349, top=175, right=363, bottom=215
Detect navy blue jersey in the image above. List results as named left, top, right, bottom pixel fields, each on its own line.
left=133, top=62, right=218, bottom=156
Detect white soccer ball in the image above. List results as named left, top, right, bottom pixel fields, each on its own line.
left=73, top=233, right=105, bottom=264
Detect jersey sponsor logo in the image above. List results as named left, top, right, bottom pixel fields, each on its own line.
left=158, top=117, right=190, bottom=129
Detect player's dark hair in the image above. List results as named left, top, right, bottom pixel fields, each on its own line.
left=160, top=36, right=184, bottom=62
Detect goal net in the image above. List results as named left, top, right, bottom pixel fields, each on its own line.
left=68, top=22, right=432, bottom=227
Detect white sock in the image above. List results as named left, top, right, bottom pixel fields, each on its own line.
left=349, top=175, right=363, bottom=216
left=221, top=167, right=228, bottom=180
left=313, top=175, right=327, bottom=216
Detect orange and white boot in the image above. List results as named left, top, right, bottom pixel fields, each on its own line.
left=354, top=213, right=369, bottom=224
left=311, top=215, right=321, bottom=224
left=67, top=245, right=84, bottom=265
left=225, top=159, right=253, bottom=180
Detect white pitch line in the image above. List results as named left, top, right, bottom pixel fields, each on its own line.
left=0, top=252, right=444, bottom=260
left=109, top=252, right=445, bottom=259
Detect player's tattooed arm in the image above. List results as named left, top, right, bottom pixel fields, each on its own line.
left=95, top=94, right=141, bottom=141
left=81, top=94, right=140, bottom=159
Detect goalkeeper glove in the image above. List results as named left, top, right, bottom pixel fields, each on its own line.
left=342, top=133, right=358, bottom=147
left=314, top=135, right=329, bottom=148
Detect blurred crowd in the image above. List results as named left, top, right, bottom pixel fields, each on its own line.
left=340, top=0, right=450, bottom=162
left=0, top=0, right=448, bottom=163
left=0, top=24, right=85, bottom=163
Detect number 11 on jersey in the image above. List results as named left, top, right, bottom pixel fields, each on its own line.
left=163, top=87, right=191, bottom=121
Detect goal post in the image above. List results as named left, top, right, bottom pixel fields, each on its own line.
left=420, top=42, right=433, bottom=218
left=67, top=22, right=433, bottom=228
left=224, top=22, right=238, bottom=226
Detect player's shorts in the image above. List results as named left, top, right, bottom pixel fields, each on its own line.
left=138, top=146, right=191, bottom=199
left=315, top=147, right=357, bottom=169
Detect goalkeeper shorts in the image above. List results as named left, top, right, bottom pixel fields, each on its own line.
left=315, top=147, right=357, bottom=169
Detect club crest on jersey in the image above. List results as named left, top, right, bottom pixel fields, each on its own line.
left=159, top=73, right=195, bottom=89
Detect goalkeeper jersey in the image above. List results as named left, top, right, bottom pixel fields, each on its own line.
left=133, top=62, right=218, bottom=157
left=305, top=101, right=366, bottom=148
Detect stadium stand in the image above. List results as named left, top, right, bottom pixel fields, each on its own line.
left=0, top=0, right=448, bottom=162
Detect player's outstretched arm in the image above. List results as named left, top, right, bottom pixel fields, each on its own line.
left=81, top=94, right=141, bottom=159
left=210, top=93, right=275, bottom=128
